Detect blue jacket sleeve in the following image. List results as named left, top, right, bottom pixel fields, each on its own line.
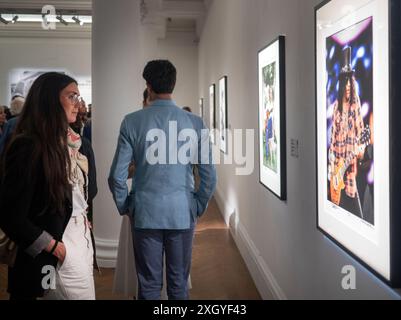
left=194, top=121, right=217, bottom=217
left=108, top=117, right=134, bottom=216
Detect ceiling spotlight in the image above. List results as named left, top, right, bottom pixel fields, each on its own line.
left=0, top=14, right=9, bottom=25
left=42, top=10, right=50, bottom=19
left=56, top=14, right=68, bottom=26
left=72, top=16, right=84, bottom=26
left=42, top=11, right=49, bottom=24
left=11, top=15, right=18, bottom=24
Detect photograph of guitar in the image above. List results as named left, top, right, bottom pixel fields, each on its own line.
left=326, top=18, right=375, bottom=224
left=329, top=126, right=371, bottom=208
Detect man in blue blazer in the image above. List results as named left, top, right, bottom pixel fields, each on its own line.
left=108, top=60, right=217, bottom=300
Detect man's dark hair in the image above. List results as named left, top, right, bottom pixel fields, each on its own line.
left=143, top=60, right=177, bottom=94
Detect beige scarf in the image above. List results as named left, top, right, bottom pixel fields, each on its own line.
left=67, top=127, right=89, bottom=200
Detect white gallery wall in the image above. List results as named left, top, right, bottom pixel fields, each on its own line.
left=199, top=0, right=401, bottom=299
left=0, top=37, right=91, bottom=106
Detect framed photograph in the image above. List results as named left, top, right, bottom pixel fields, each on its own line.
left=258, top=36, right=287, bottom=200
left=9, top=69, right=92, bottom=105
left=209, top=84, right=216, bottom=144
left=316, top=0, right=401, bottom=287
left=219, top=76, right=228, bottom=154
left=199, top=98, right=204, bottom=119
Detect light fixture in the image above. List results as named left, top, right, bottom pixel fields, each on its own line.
left=0, top=12, right=92, bottom=26
left=72, top=16, right=84, bottom=26
left=56, top=14, right=68, bottom=26
left=42, top=10, right=50, bottom=26
left=42, top=10, right=50, bottom=19
left=0, top=14, right=9, bottom=25
left=11, top=15, right=18, bottom=24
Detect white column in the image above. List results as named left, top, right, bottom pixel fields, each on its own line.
left=139, top=24, right=160, bottom=64
left=92, top=0, right=142, bottom=267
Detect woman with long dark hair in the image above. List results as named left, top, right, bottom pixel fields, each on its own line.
left=0, top=72, right=95, bottom=300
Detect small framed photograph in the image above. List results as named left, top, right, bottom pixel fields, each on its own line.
left=258, top=36, right=287, bottom=200
left=219, top=76, right=228, bottom=154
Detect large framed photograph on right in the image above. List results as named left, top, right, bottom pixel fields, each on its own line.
left=316, top=0, right=401, bottom=287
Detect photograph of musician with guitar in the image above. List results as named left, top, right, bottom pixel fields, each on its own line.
left=326, top=17, right=374, bottom=224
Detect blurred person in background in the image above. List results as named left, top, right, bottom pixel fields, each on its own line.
left=0, top=97, right=25, bottom=154
left=9, top=96, right=25, bottom=119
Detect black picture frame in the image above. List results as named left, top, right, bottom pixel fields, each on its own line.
left=209, top=84, right=216, bottom=144
left=257, top=36, right=287, bottom=201
left=315, top=0, right=401, bottom=287
left=199, top=98, right=204, bottom=119
left=219, top=76, right=228, bottom=154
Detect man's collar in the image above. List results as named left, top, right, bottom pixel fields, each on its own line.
left=150, top=99, right=177, bottom=107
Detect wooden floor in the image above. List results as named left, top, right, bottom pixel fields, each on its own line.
left=0, top=198, right=261, bottom=300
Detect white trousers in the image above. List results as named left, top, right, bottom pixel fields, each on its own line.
left=45, top=213, right=95, bottom=300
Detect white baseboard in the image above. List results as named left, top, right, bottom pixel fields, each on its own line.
left=213, top=186, right=232, bottom=226
left=95, top=237, right=119, bottom=268
left=214, top=187, right=287, bottom=300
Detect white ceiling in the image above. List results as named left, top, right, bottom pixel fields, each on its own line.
left=0, top=0, right=212, bottom=39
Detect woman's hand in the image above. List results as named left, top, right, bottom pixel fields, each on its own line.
left=46, top=239, right=67, bottom=263
left=54, top=242, right=67, bottom=264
